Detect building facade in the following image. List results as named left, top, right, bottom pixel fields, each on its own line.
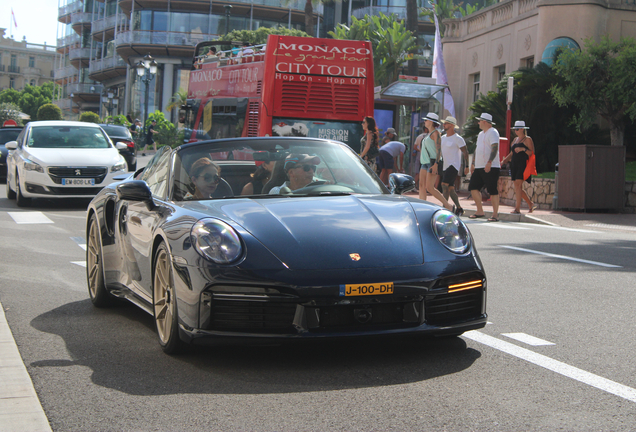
left=0, top=29, right=56, bottom=93
left=441, top=0, right=636, bottom=127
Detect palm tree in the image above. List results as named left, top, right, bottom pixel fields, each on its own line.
left=165, top=89, right=188, bottom=112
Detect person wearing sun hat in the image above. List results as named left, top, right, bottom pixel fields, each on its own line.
left=502, top=120, right=536, bottom=213
left=268, top=154, right=321, bottom=194
left=416, top=112, right=454, bottom=212
left=440, top=116, right=469, bottom=216
left=469, top=112, right=501, bottom=221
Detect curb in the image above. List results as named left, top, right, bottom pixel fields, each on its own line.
left=0, top=301, right=52, bottom=432
left=462, top=208, right=555, bottom=226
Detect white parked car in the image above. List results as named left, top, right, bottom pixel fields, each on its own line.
left=5, top=121, right=128, bottom=207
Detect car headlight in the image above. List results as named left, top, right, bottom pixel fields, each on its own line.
left=432, top=210, right=470, bottom=254
left=191, top=218, right=243, bottom=264
left=111, top=157, right=127, bottom=173
left=24, top=159, right=44, bottom=173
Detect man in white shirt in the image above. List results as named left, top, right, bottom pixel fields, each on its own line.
left=269, top=154, right=320, bottom=194
left=469, top=112, right=501, bottom=221
left=378, top=138, right=406, bottom=185
left=440, top=116, right=469, bottom=216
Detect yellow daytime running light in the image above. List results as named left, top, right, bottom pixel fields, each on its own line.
left=448, top=280, right=483, bottom=293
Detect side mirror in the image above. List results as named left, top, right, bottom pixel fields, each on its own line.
left=389, top=173, right=416, bottom=195
left=5, top=141, right=17, bottom=150
left=115, top=142, right=128, bottom=150
left=116, top=180, right=155, bottom=210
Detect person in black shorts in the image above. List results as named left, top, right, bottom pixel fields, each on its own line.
left=469, top=113, right=501, bottom=221
left=502, top=120, right=536, bottom=213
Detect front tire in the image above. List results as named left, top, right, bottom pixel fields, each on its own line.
left=15, top=173, right=31, bottom=207
left=153, top=243, right=184, bottom=354
left=87, top=214, right=116, bottom=307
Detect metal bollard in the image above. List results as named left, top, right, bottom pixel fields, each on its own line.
left=552, top=163, right=559, bottom=210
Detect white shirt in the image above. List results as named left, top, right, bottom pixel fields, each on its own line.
left=441, top=133, right=466, bottom=171
left=474, top=126, right=501, bottom=169
left=379, top=141, right=405, bottom=158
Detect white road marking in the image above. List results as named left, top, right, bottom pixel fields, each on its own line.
left=71, top=237, right=87, bottom=251
left=499, top=245, right=622, bottom=268
left=71, top=261, right=86, bottom=268
left=586, top=223, right=636, bottom=232
left=8, top=211, right=54, bottom=224
left=502, top=333, right=555, bottom=346
left=464, top=330, right=636, bottom=404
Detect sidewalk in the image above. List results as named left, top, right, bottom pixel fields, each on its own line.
left=404, top=188, right=636, bottom=230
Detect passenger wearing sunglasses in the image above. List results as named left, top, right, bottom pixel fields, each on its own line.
left=186, top=157, right=222, bottom=199
left=269, top=154, right=320, bottom=194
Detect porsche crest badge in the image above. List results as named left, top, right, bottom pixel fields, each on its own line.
left=349, top=253, right=361, bottom=261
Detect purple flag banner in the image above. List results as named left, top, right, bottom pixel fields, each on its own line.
left=432, top=14, right=456, bottom=117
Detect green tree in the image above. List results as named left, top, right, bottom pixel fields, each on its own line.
left=219, top=26, right=311, bottom=44
left=329, top=13, right=418, bottom=87
left=79, top=111, right=101, bottom=123
left=0, top=102, right=23, bottom=125
left=103, top=114, right=129, bottom=126
left=550, top=36, right=636, bottom=146
left=147, top=111, right=182, bottom=148
left=166, top=89, right=188, bottom=112
left=463, top=63, right=607, bottom=172
left=37, top=103, right=63, bottom=121
left=0, top=83, right=57, bottom=121
left=406, top=0, right=419, bottom=76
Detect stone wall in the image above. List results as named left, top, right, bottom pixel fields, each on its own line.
left=493, top=176, right=636, bottom=213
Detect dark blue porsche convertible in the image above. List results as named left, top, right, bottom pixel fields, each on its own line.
left=86, top=137, right=487, bottom=354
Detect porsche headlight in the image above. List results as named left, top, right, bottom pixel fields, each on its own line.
left=111, top=156, right=127, bottom=172
left=24, top=159, right=44, bottom=173
left=432, top=210, right=470, bottom=254
left=191, top=218, right=242, bottom=264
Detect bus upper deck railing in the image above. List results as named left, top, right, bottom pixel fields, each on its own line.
left=194, top=44, right=267, bottom=68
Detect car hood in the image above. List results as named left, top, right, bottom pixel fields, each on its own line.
left=26, top=148, right=122, bottom=166
left=194, top=195, right=424, bottom=270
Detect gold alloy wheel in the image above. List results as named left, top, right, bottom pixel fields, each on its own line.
left=153, top=247, right=174, bottom=345
left=87, top=217, right=101, bottom=299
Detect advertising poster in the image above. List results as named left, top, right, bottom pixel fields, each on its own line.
left=272, top=118, right=365, bottom=153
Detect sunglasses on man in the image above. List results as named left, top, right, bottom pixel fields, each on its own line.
left=291, top=164, right=316, bottom=172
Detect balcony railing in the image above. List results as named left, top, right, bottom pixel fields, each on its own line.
left=352, top=2, right=433, bottom=21
left=115, top=31, right=218, bottom=47
left=89, top=56, right=126, bottom=74
left=23, top=67, right=42, bottom=76
left=58, top=1, right=82, bottom=18
left=0, top=65, right=4, bottom=72
left=57, top=33, right=81, bottom=49
left=92, top=14, right=127, bottom=34
left=69, top=47, right=97, bottom=61
left=54, top=66, right=78, bottom=80
left=7, top=65, right=20, bottom=74
left=67, top=83, right=103, bottom=95
left=70, top=12, right=94, bottom=26
left=444, top=0, right=539, bottom=39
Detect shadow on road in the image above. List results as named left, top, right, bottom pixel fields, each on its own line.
left=0, top=197, right=91, bottom=211
left=30, top=299, right=481, bottom=396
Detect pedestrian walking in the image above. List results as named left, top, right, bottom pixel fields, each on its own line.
left=141, top=119, right=157, bottom=156
left=418, top=113, right=454, bottom=212
left=469, top=113, right=501, bottom=221
left=359, top=116, right=380, bottom=172
left=440, top=116, right=469, bottom=216
left=501, top=120, right=536, bottom=213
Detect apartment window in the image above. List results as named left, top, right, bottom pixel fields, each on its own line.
left=493, top=65, right=506, bottom=90
left=30, top=79, right=36, bottom=86
left=10, top=54, right=17, bottom=67
left=525, top=56, right=534, bottom=69
left=472, top=73, right=480, bottom=103
left=9, top=77, right=15, bottom=89
left=29, top=56, right=35, bottom=67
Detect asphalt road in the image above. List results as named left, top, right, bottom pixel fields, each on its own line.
left=1, top=177, right=635, bottom=431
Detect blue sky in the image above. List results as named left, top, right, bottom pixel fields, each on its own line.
left=1, top=0, right=59, bottom=46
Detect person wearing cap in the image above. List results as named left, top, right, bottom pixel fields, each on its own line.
left=502, top=120, right=536, bottom=213
left=377, top=136, right=406, bottom=184
left=141, top=119, right=157, bottom=156
left=384, top=127, right=397, bottom=142
left=418, top=113, right=455, bottom=212
left=469, top=112, right=501, bottom=221
left=268, top=154, right=320, bottom=194
left=440, top=116, right=469, bottom=216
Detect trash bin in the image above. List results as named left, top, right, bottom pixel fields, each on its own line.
left=558, top=145, right=625, bottom=211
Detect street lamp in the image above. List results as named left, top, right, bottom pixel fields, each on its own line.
left=224, top=5, right=232, bottom=35
left=136, top=54, right=158, bottom=127
left=422, top=41, right=432, bottom=65
left=101, top=89, right=118, bottom=118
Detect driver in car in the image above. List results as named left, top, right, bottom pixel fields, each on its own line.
left=269, top=154, right=320, bottom=194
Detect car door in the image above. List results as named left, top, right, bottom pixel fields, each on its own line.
left=6, top=127, right=27, bottom=190
left=120, top=147, right=173, bottom=301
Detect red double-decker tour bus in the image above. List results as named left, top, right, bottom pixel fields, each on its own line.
left=184, top=35, right=374, bottom=152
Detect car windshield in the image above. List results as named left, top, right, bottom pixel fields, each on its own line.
left=28, top=126, right=111, bottom=149
left=0, top=129, right=21, bottom=145
left=101, top=125, right=132, bottom=138
left=171, top=138, right=388, bottom=201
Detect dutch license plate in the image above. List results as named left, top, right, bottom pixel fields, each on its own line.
left=62, top=178, right=95, bottom=186
left=339, top=282, right=394, bottom=297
